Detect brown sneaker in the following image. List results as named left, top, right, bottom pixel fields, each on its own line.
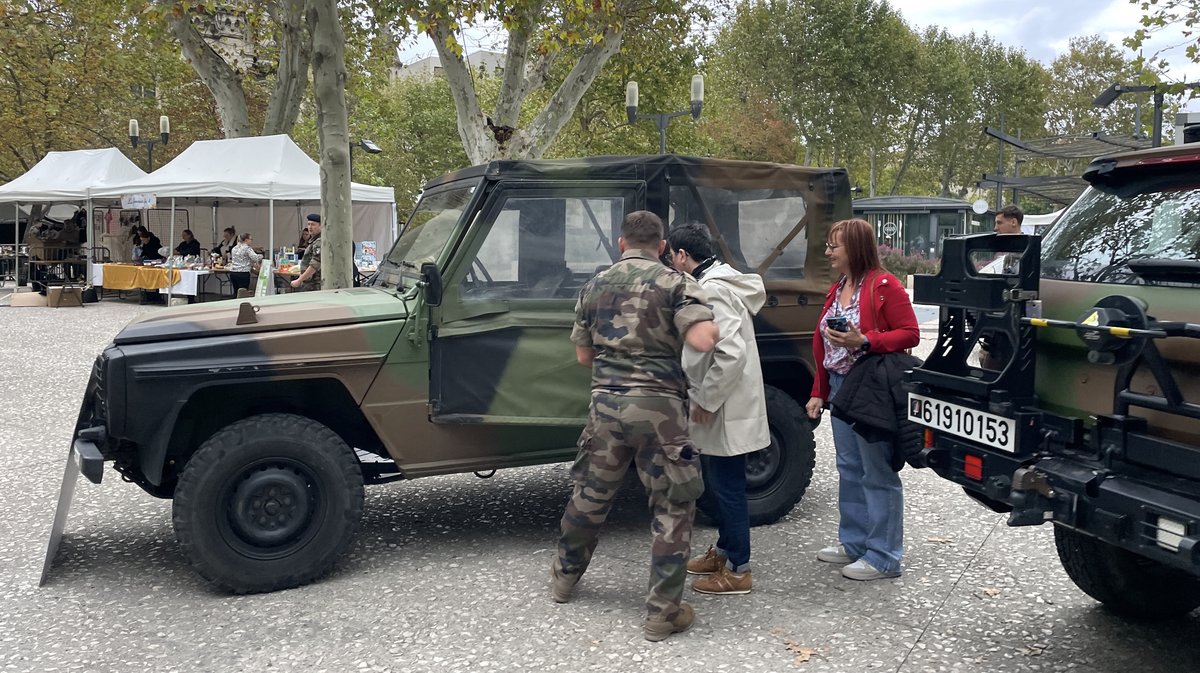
left=686, top=546, right=727, bottom=576
left=550, top=561, right=580, bottom=604
left=643, top=602, right=695, bottom=642
left=692, top=565, right=752, bottom=595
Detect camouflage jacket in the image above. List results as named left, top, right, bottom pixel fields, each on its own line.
left=300, top=234, right=322, bottom=289
left=571, top=247, right=714, bottom=397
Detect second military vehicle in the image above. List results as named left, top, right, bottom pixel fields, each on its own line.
left=908, top=143, right=1200, bottom=618
left=48, top=155, right=851, bottom=593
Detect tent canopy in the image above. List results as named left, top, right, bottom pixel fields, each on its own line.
left=0, top=148, right=147, bottom=202
left=90, top=134, right=395, bottom=203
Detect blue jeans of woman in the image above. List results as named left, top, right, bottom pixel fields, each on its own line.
left=828, top=371, right=904, bottom=573
left=700, top=453, right=750, bottom=572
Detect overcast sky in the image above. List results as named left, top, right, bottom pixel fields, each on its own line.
left=890, top=0, right=1200, bottom=84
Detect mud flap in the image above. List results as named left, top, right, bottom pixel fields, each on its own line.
left=40, top=440, right=103, bottom=586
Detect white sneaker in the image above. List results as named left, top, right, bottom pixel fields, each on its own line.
left=816, top=544, right=854, bottom=564
left=841, top=559, right=901, bottom=581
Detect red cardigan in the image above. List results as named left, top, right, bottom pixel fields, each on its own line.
left=810, top=270, right=920, bottom=400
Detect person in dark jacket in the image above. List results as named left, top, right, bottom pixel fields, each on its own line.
left=831, top=351, right=924, bottom=471
left=174, top=229, right=201, bottom=257
left=805, top=218, right=919, bottom=581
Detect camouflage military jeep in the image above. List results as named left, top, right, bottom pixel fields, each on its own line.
left=49, top=155, right=851, bottom=593
left=908, top=143, right=1200, bottom=618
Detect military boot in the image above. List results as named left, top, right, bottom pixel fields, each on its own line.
left=550, top=561, right=580, bottom=603
left=643, top=602, right=695, bottom=642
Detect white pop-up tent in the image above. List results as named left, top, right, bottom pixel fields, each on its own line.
left=91, top=134, right=397, bottom=261
left=1023, top=208, right=1064, bottom=234
left=0, top=148, right=148, bottom=283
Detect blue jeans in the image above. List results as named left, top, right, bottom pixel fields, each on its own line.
left=701, top=453, right=750, bottom=572
left=828, top=371, right=904, bottom=573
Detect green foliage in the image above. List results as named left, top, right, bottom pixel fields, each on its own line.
left=878, top=244, right=939, bottom=284
left=338, top=75, right=471, bottom=213
left=0, top=0, right=217, bottom=180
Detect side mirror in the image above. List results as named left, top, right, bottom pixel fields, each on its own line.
left=420, top=262, right=443, bottom=307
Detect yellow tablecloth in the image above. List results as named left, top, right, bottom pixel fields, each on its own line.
left=101, top=264, right=181, bottom=290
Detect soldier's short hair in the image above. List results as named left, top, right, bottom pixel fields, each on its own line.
left=621, top=210, right=663, bottom=246
left=667, top=222, right=715, bottom=261
left=998, top=204, right=1024, bottom=224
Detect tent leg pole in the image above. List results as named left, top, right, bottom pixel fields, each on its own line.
left=168, top=198, right=176, bottom=305
left=13, top=203, right=19, bottom=290
left=86, top=199, right=93, bottom=286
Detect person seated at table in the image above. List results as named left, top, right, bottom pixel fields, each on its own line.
left=212, top=227, right=237, bottom=260
left=228, top=233, right=263, bottom=298
left=174, top=229, right=201, bottom=257
left=138, top=229, right=164, bottom=262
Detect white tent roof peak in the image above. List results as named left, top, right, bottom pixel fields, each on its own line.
left=0, top=148, right=147, bottom=202
left=91, top=134, right=395, bottom=203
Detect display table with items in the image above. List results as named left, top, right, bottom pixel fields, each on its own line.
left=90, top=262, right=234, bottom=301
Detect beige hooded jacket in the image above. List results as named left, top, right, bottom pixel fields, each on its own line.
left=682, top=262, right=770, bottom=456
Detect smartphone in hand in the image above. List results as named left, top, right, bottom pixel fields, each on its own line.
left=825, top=315, right=849, bottom=333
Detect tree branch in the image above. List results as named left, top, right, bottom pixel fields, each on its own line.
left=431, top=19, right=487, bottom=164
left=511, top=27, right=624, bottom=159
left=522, top=46, right=559, bottom=98
left=263, top=0, right=311, bottom=135
left=493, top=0, right=544, bottom=127
left=163, top=4, right=253, bottom=138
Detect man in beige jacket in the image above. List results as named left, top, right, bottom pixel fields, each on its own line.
left=667, top=222, right=770, bottom=595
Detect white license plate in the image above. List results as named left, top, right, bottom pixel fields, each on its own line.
left=908, top=393, right=1016, bottom=453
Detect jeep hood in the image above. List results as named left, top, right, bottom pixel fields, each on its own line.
left=113, top=287, right=408, bottom=345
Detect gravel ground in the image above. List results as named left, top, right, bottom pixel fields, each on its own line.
left=1, top=297, right=1197, bottom=673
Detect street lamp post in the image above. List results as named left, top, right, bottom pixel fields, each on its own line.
left=129, top=116, right=170, bottom=170
left=349, top=138, right=382, bottom=181
left=625, top=75, right=704, bottom=154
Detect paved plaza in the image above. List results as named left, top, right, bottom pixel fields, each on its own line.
left=1, top=298, right=1197, bottom=673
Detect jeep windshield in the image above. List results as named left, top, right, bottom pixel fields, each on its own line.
left=373, top=180, right=479, bottom=288
left=1041, top=176, right=1200, bottom=285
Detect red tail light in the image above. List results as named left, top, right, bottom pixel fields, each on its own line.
left=964, top=454, right=984, bottom=481
left=924, top=428, right=934, bottom=449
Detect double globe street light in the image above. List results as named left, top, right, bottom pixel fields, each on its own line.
left=626, top=75, right=704, bottom=154
left=129, top=115, right=170, bottom=171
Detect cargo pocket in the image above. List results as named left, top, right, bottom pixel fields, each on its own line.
left=662, top=444, right=705, bottom=504
left=569, top=429, right=594, bottom=484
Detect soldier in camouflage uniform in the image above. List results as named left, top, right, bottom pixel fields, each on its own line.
left=291, top=215, right=322, bottom=291
left=551, top=210, right=720, bottom=642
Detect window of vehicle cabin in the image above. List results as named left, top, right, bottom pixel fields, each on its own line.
left=463, top=194, right=623, bottom=299
left=669, top=186, right=808, bottom=279
left=1041, top=182, right=1200, bottom=284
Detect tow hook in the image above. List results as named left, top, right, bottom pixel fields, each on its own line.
left=1008, top=467, right=1057, bottom=526
left=474, top=470, right=496, bottom=479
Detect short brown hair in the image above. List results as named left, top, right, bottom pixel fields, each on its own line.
left=621, top=210, right=663, bottom=247
left=829, top=218, right=882, bottom=282
left=998, top=205, right=1023, bottom=224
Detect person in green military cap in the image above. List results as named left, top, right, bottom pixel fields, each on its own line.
left=551, top=210, right=720, bottom=643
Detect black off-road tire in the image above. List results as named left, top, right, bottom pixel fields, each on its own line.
left=172, top=413, right=365, bottom=594
left=697, top=386, right=816, bottom=527
left=1054, top=524, right=1200, bottom=619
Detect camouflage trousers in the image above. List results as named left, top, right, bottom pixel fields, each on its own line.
left=554, top=391, right=704, bottom=621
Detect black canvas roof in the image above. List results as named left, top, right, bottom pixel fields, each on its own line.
left=423, top=154, right=846, bottom=191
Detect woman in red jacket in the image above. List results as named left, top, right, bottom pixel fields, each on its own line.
left=805, top=218, right=919, bottom=581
